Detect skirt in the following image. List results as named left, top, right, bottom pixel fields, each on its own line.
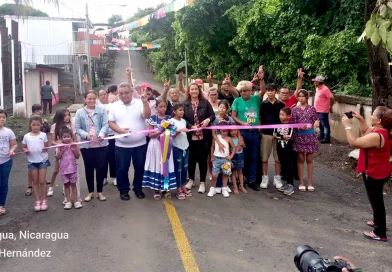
left=293, top=133, right=319, bottom=153
left=142, top=138, right=177, bottom=191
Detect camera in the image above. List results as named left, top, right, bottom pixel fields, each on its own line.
left=344, top=111, right=353, bottom=119
left=294, top=245, right=353, bottom=272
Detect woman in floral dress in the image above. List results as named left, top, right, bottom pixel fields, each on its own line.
left=291, top=90, right=320, bottom=192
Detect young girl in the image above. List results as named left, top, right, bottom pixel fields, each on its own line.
left=229, top=129, right=247, bottom=194
left=55, top=127, right=82, bottom=209
left=142, top=100, right=176, bottom=199
left=170, top=103, right=192, bottom=200
left=273, top=107, right=295, bottom=196
left=209, top=126, right=236, bottom=198
left=22, top=116, right=50, bottom=212
left=0, top=110, right=17, bottom=216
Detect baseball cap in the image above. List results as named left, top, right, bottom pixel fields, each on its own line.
left=312, top=76, right=324, bottom=83
left=252, top=83, right=256, bottom=88
left=141, top=83, right=152, bottom=90
left=194, top=79, right=203, bottom=86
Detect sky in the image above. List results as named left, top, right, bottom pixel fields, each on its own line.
left=0, top=0, right=169, bottom=24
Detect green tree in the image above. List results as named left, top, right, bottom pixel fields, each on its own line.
left=0, top=3, right=49, bottom=17
left=108, top=14, right=123, bottom=26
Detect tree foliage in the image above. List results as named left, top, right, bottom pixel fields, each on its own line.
left=0, top=3, right=49, bottom=17
left=108, top=14, right=123, bottom=26
left=129, top=0, right=371, bottom=96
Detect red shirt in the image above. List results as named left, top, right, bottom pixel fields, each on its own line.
left=285, top=95, right=297, bottom=108
left=357, top=129, right=392, bottom=179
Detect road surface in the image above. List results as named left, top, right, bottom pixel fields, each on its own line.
left=1, top=52, right=391, bottom=272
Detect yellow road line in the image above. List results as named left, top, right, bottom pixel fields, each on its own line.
left=164, top=200, right=200, bottom=272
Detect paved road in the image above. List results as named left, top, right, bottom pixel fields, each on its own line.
left=1, top=52, right=391, bottom=272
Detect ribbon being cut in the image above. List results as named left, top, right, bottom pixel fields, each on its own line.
left=158, top=120, right=177, bottom=190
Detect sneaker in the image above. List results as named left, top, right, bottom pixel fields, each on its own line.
left=215, top=187, right=222, bottom=194
left=74, top=201, right=83, bottom=209
left=222, top=187, right=230, bottom=198
left=63, top=197, right=67, bottom=205
left=103, top=178, right=108, bottom=186
left=207, top=187, right=216, bottom=197
left=273, top=175, right=283, bottom=189
left=185, top=179, right=194, bottom=190
left=64, top=202, right=72, bottom=210
left=47, top=187, right=54, bottom=197
left=112, top=178, right=117, bottom=186
left=34, top=201, right=41, bottom=212
left=278, top=183, right=289, bottom=192
left=40, top=200, right=48, bottom=211
left=284, top=184, right=295, bottom=195
left=198, top=182, right=206, bottom=194
left=260, top=175, right=269, bottom=189
left=227, top=186, right=232, bottom=193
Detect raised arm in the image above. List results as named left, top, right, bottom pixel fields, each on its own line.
left=141, top=92, right=151, bottom=119
left=178, top=72, right=187, bottom=98
left=207, top=72, right=213, bottom=88
left=257, top=66, right=266, bottom=100
left=294, top=68, right=305, bottom=97
left=82, top=75, right=91, bottom=91
left=160, top=80, right=171, bottom=102
left=126, top=67, right=133, bottom=87
left=225, top=73, right=239, bottom=98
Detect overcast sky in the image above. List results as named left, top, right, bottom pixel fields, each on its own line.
left=0, top=0, right=169, bottom=24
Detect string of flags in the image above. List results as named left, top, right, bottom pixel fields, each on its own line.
left=104, top=43, right=161, bottom=51
left=95, top=0, right=194, bottom=37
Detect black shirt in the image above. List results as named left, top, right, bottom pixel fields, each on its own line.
left=260, top=99, right=285, bottom=135
left=165, top=101, right=174, bottom=116
left=218, top=89, right=239, bottom=106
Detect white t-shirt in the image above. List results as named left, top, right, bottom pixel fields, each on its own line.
left=22, top=132, right=48, bottom=163
left=0, top=127, right=16, bottom=164
left=108, top=99, right=147, bottom=148
left=170, top=118, right=189, bottom=150
left=214, top=134, right=230, bottom=158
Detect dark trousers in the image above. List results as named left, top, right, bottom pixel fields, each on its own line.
left=42, top=99, right=53, bottom=115
left=241, top=130, right=261, bottom=183
left=115, top=144, right=147, bottom=194
left=188, top=140, right=208, bottom=183
left=317, top=113, right=330, bottom=141
left=277, top=143, right=296, bottom=185
left=105, top=139, right=116, bottom=178
left=81, top=146, right=108, bottom=193
left=0, top=159, right=13, bottom=206
left=173, top=147, right=189, bottom=187
left=363, top=174, right=390, bottom=238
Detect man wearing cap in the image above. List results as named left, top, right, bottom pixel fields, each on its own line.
left=207, top=73, right=239, bottom=106
left=313, top=76, right=334, bottom=144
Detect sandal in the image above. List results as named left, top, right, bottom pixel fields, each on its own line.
left=97, top=193, right=106, bottom=201
left=25, top=186, right=33, bottom=196
left=183, top=188, right=192, bottom=197
left=0, top=207, right=6, bottom=216
left=176, top=191, right=186, bottom=200
left=162, top=191, right=172, bottom=199
left=307, top=186, right=315, bottom=192
left=363, top=231, right=388, bottom=242
left=154, top=192, right=162, bottom=200
left=367, top=220, right=388, bottom=231
left=299, top=185, right=306, bottom=192
left=239, top=184, right=248, bottom=194
left=233, top=186, right=239, bottom=195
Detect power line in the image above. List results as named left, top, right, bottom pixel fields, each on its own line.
left=20, top=39, right=73, bottom=47
left=58, top=1, right=85, bottom=16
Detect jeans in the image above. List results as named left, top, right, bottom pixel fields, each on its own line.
left=105, top=139, right=116, bottom=178
left=173, top=147, right=189, bottom=187
left=317, top=113, right=330, bottom=141
left=363, top=174, right=390, bottom=238
left=81, top=146, right=108, bottom=193
left=241, top=130, right=261, bottom=183
left=42, top=99, right=53, bottom=115
left=188, top=140, right=208, bottom=182
left=115, top=144, right=147, bottom=194
left=0, top=159, right=13, bottom=206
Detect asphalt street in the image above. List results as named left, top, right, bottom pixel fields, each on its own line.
left=1, top=51, right=391, bottom=272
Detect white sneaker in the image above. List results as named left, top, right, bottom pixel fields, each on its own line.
left=227, top=186, right=232, bottom=193
left=112, top=178, right=117, bottom=186
left=62, top=197, right=67, bottom=205
left=207, top=187, right=216, bottom=197
left=74, top=201, right=83, bottom=209
left=215, top=187, right=222, bottom=194
left=260, top=175, right=269, bottom=189
left=47, top=187, right=54, bottom=197
left=198, top=182, right=206, bottom=194
left=273, top=175, right=283, bottom=189
left=222, top=187, right=230, bottom=198
left=103, top=178, right=108, bottom=186
left=64, top=202, right=72, bottom=210
left=185, top=179, right=194, bottom=190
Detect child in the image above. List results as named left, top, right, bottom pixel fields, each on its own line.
left=170, top=103, right=192, bottom=200
left=0, top=110, right=17, bottom=216
left=209, top=125, right=236, bottom=198
left=22, top=115, right=51, bottom=212
left=142, top=100, right=176, bottom=200
left=273, top=107, right=295, bottom=195
left=229, top=129, right=247, bottom=194
left=25, top=104, right=50, bottom=196
left=55, top=127, right=82, bottom=209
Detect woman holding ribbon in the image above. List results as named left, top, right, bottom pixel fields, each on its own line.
left=184, top=83, right=216, bottom=194
left=142, top=99, right=177, bottom=200
left=290, top=90, right=319, bottom=192
left=75, top=91, right=109, bottom=202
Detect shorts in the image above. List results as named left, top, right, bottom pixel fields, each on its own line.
left=28, top=160, right=51, bottom=170
left=261, top=134, right=279, bottom=162
left=232, top=152, right=244, bottom=170
left=60, top=172, right=78, bottom=184
left=212, top=157, right=226, bottom=174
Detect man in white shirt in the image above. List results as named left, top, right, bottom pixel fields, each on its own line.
left=109, top=83, right=151, bottom=200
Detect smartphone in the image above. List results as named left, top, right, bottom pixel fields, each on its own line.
left=344, top=111, right=353, bottom=119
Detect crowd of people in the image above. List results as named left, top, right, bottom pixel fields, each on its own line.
left=0, top=65, right=390, bottom=243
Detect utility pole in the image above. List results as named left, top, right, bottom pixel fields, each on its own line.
left=184, top=48, right=188, bottom=87
left=85, top=3, right=91, bottom=90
